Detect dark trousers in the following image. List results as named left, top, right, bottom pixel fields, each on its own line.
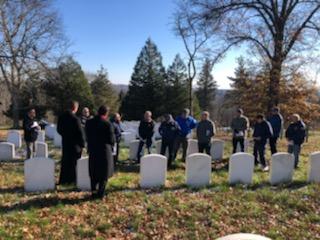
left=137, top=138, right=152, bottom=161
left=269, top=137, right=278, bottom=154
left=26, top=141, right=36, bottom=159
left=232, top=137, right=244, bottom=153
left=198, top=142, right=211, bottom=155
left=254, top=141, right=267, bottom=167
left=161, top=140, right=174, bottom=167
left=173, top=135, right=188, bottom=161
left=91, top=178, right=107, bottom=198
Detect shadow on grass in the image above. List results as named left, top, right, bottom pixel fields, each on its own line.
left=0, top=194, right=92, bottom=213
left=0, top=179, right=313, bottom=214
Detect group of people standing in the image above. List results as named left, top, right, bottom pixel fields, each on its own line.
left=136, top=109, right=215, bottom=168
left=230, top=107, right=306, bottom=171
left=22, top=101, right=306, bottom=199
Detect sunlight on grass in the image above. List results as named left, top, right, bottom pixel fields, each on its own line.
left=0, top=132, right=319, bottom=239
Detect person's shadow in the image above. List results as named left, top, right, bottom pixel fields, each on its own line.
left=0, top=189, right=92, bottom=214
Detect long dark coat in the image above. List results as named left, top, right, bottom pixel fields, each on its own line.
left=85, top=116, right=115, bottom=182
left=57, top=111, right=85, bottom=184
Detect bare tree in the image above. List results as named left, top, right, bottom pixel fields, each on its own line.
left=181, top=0, right=320, bottom=110
left=0, top=0, right=67, bottom=128
left=173, top=3, right=227, bottom=113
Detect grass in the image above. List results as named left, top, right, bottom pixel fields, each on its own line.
left=0, top=131, right=319, bottom=239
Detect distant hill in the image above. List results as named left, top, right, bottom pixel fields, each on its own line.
left=111, top=84, right=229, bottom=96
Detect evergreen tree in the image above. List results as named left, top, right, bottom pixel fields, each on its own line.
left=91, top=66, right=119, bottom=113
left=120, top=39, right=166, bottom=120
left=195, top=59, right=217, bottom=112
left=44, top=57, right=94, bottom=116
left=165, top=54, right=189, bottom=117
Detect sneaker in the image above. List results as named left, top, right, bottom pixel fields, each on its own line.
left=262, top=166, right=269, bottom=172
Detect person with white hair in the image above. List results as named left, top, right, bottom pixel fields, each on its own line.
left=285, top=114, right=306, bottom=168
left=136, top=111, right=155, bottom=162
left=196, top=111, right=216, bottom=155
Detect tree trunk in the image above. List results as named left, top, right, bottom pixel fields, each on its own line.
left=11, top=93, right=20, bottom=129
left=268, top=59, right=282, bottom=111
left=189, top=77, right=193, bottom=114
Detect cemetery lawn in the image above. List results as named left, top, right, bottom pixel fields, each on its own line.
left=0, top=132, right=320, bottom=239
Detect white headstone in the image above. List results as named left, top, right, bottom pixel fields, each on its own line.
left=7, top=130, right=22, bottom=148
left=76, top=157, right=91, bottom=191
left=24, top=157, right=55, bottom=192
left=36, top=130, right=46, bottom=143
left=35, top=142, right=48, bottom=158
left=0, top=142, right=15, bottom=160
left=216, top=233, right=271, bottom=240
left=155, top=140, right=169, bottom=158
left=308, top=152, right=320, bottom=183
left=270, top=152, right=294, bottom=185
left=187, top=139, right=199, bottom=156
left=129, top=140, right=141, bottom=160
left=53, top=131, right=62, bottom=148
left=122, top=132, right=137, bottom=147
left=236, top=139, right=249, bottom=152
left=186, top=153, right=211, bottom=187
left=229, top=153, right=254, bottom=184
left=140, top=154, right=167, bottom=188
left=211, top=139, right=224, bottom=160
left=153, top=122, right=162, bottom=140
left=45, top=124, right=56, bottom=139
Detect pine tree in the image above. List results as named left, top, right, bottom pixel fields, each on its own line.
left=44, top=57, right=94, bottom=116
left=120, top=39, right=166, bottom=120
left=90, top=66, right=119, bottom=113
left=195, top=59, right=217, bottom=112
left=165, top=54, right=189, bottom=117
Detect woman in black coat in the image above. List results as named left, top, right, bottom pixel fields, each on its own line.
left=85, top=106, right=115, bottom=198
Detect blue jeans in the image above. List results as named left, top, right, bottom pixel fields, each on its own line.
left=288, top=144, right=301, bottom=168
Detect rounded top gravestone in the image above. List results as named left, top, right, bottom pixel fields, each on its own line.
left=216, top=233, right=271, bottom=240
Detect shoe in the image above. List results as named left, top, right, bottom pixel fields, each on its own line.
left=262, top=166, right=269, bottom=172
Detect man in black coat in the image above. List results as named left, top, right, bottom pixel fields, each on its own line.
left=85, top=106, right=115, bottom=198
left=253, top=114, right=273, bottom=171
left=137, top=111, right=155, bottom=162
left=23, top=108, right=40, bottom=159
left=285, top=114, right=306, bottom=168
left=267, top=107, right=283, bottom=154
left=159, top=114, right=180, bottom=168
left=57, top=101, right=85, bottom=185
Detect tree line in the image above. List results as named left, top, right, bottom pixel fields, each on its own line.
left=3, top=38, right=218, bottom=123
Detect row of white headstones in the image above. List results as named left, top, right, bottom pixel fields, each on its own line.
left=24, top=151, right=320, bottom=192
left=2, top=125, right=320, bottom=192
left=0, top=126, right=237, bottom=161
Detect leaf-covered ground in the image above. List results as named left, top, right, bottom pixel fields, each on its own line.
left=0, top=131, right=319, bottom=239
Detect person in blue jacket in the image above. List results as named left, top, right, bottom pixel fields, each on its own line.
left=253, top=114, right=273, bottom=171
left=159, top=114, right=180, bottom=168
left=285, top=114, right=306, bottom=168
left=173, top=108, right=197, bottom=161
left=267, top=107, right=283, bottom=154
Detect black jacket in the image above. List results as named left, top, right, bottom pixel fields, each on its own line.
left=253, top=120, right=273, bottom=143
left=267, top=113, right=283, bottom=138
left=85, top=116, right=115, bottom=181
left=138, top=120, right=155, bottom=140
left=285, top=120, right=306, bottom=145
left=159, top=120, right=180, bottom=142
left=23, top=115, right=39, bottom=142
left=57, top=111, right=85, bottom=150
